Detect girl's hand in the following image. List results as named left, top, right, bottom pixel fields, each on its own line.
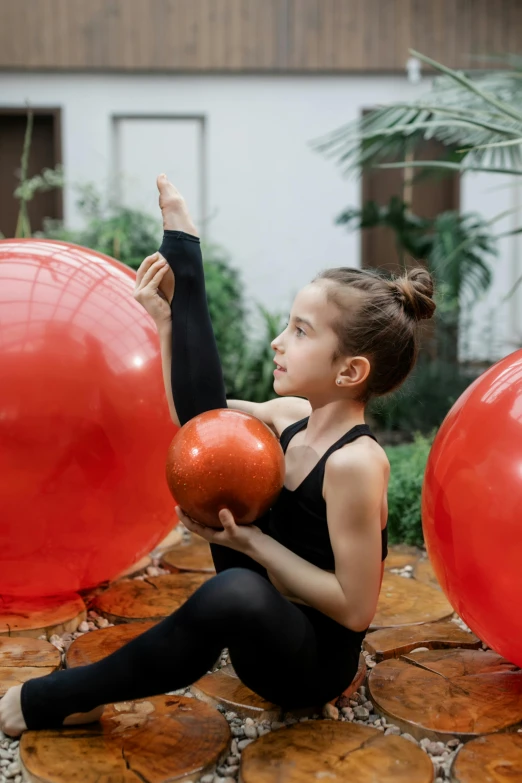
left=175, top=506, right=262, bottom=554
left=133, top=252, right=174, bottom=325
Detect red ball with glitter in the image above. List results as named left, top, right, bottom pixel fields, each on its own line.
left=166, top=409, right=285, bottom=528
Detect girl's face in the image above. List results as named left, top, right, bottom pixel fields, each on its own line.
left=271, top=282, right=344, bottom=400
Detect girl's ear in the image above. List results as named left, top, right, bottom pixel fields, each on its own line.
left=340, top=356, right=371, bottom=386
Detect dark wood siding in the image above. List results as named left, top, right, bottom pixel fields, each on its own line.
left=0, top=109, right=63, bottom=238
left=0, top=0, right=520, bottom=72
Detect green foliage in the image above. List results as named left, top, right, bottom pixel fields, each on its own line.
left=384, top=433, right=435, bottom=546
left=337, top=197, right=497, bottom=304
left=232, top=306, right=285, bottom=402
left=200, top=243, right=248, bottom=397
left=312, top=50, right=522, bottom=177
left=39, top=184, right=161, bottom=269
left=370, top=356, right=476, bottom=434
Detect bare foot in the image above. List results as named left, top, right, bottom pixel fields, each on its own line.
left=0, top=685, right=26, bottom=737
left=157, top=174, right=199, bottom=236
left=0, top=684, right=105, bottom=737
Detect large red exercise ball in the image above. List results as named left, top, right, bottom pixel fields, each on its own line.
left=166, top=409, right=286, bottom=528
left=0, top=239, right=178, bottom=598
left=422, top=349, right=522, bottom=666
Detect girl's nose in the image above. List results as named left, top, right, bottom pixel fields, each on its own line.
left=271, top=332, right=283, bottom=351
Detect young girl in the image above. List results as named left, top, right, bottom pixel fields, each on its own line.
left=0, top=175, right=435, bottom=736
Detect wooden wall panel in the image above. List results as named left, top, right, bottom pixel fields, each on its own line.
left=0, top=0, right=521, bottom=73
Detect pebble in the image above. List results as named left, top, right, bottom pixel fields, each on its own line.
left=237, top=738, right=254, bottom=751
left=401, top=733, right=419, bottom=745
left=78, top=621, right=90, bottom=633
left=225, top=712, right=237, bottom=721
left=271, top=721, right=285, bottom=730
left=200, top=775, right=213, bottom=783
left=353, top=707, right=370, bottom=719
left=230, top=739, right=239, bottom=755
left=244, top=725, right=257, bottom=739
left=230, top=726, right=244, bottom=738
left=257, top=726, right=271, bottom=736
left=322, top=704, right=339, bottom=721
left=341, top=707, right=354, bottom=720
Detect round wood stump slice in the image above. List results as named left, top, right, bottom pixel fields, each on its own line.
left=368, top=649, right=522, bottom=741
left=371, top=572, right=453, bottom=629
left=20, top=694, right=230, bottom=783
left=414, top=558, right=441, bottom=590
left=150, top=524, right=184, bottom=556
left=331, top=654, right=367, bottom=708
left=385, top=547, right=421, bottom=571
left=91, top=573, right=211, bottom=623
left=161, top=536, right=215, bottom=574
left=451, top=732, right=522, bottom=783
left=0, top=637, right=61, bottom=696
left=240, top=721, right=434, bottom=783
left=0, top=594, right=86, bottom=639
left=192, top=664, right=281, bottom=721
left=364, top=620, right=481, bottom=661
left=114, top=554, right=152, bottom=581
left=66, top=621, right=157, bottom=668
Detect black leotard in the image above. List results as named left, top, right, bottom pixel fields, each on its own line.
left=19, top=231, right=382, bottom=730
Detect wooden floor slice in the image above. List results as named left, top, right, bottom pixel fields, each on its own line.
left=240, top=721, right=434, bottom=783
left=91, top=573, right=212, bottom=623
left=451, top=732, right=522, bottom=783
left=364, top=620, right=481, bottom=661
left=192, top=664, right=281, bottom=721
left=20, top=694, right=230, bottom=783
left=371, top=572, right=453, bottom=629
left=368, top=649, right=522, bottom=741
left=385, top=546, right=421, bottom=571
left=150, top=524, right=184, bottom=556
left=114, top=554, right=153, bottom=581
left=66, top=622, right=157, bottom=668
left=161, top=535, right=216, bottom=574
left=414, top=558, right=441, bottom=590
left=0, top=638, right=61, bottom=696
left=0, top=594, right=86, bottom=639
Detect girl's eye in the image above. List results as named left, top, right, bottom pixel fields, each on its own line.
left=296, top=327, right=305, bottom=336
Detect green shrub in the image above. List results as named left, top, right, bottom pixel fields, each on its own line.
left=370, top=356, right=477, bottom=435
left=384, top=432, right=435, bottom=546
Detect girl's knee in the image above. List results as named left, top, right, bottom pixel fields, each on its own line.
left=193, top=567, right=275, bottom=621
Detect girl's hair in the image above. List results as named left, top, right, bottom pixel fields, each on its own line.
left=313, top=266, right=435, bottom=402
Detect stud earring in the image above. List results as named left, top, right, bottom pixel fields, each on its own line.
left=336, top=379, right=341, bottom=385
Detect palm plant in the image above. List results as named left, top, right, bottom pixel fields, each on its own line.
left=312, top=50, right=522, bottom=177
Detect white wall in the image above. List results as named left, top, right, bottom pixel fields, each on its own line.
left=2, top=71, right=521, bottom=359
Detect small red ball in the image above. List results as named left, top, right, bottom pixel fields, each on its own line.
left=165, top=409, right=285, bottom=528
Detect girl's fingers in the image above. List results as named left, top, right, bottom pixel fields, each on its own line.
left=135, top=252, right=159, bottom=285
left=138, top=258, right=167, bottom=289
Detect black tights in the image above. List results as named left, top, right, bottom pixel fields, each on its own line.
left=20, top=232, right=364, bottom=730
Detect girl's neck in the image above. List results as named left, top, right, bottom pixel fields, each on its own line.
left=304, top=399, right=366, bottom=444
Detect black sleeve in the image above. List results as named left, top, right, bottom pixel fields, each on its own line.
left=158, top=230, right=227, bottom=426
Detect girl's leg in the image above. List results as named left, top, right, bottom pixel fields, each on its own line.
left=20, top=569, right=340, bottom=730
left=159, top=231, right=269, bottom=576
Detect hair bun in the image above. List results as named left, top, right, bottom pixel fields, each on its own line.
left=391, top=268, right=436, bottom=322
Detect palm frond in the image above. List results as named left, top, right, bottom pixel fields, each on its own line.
left=312, top=51, right=522, bottom=176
